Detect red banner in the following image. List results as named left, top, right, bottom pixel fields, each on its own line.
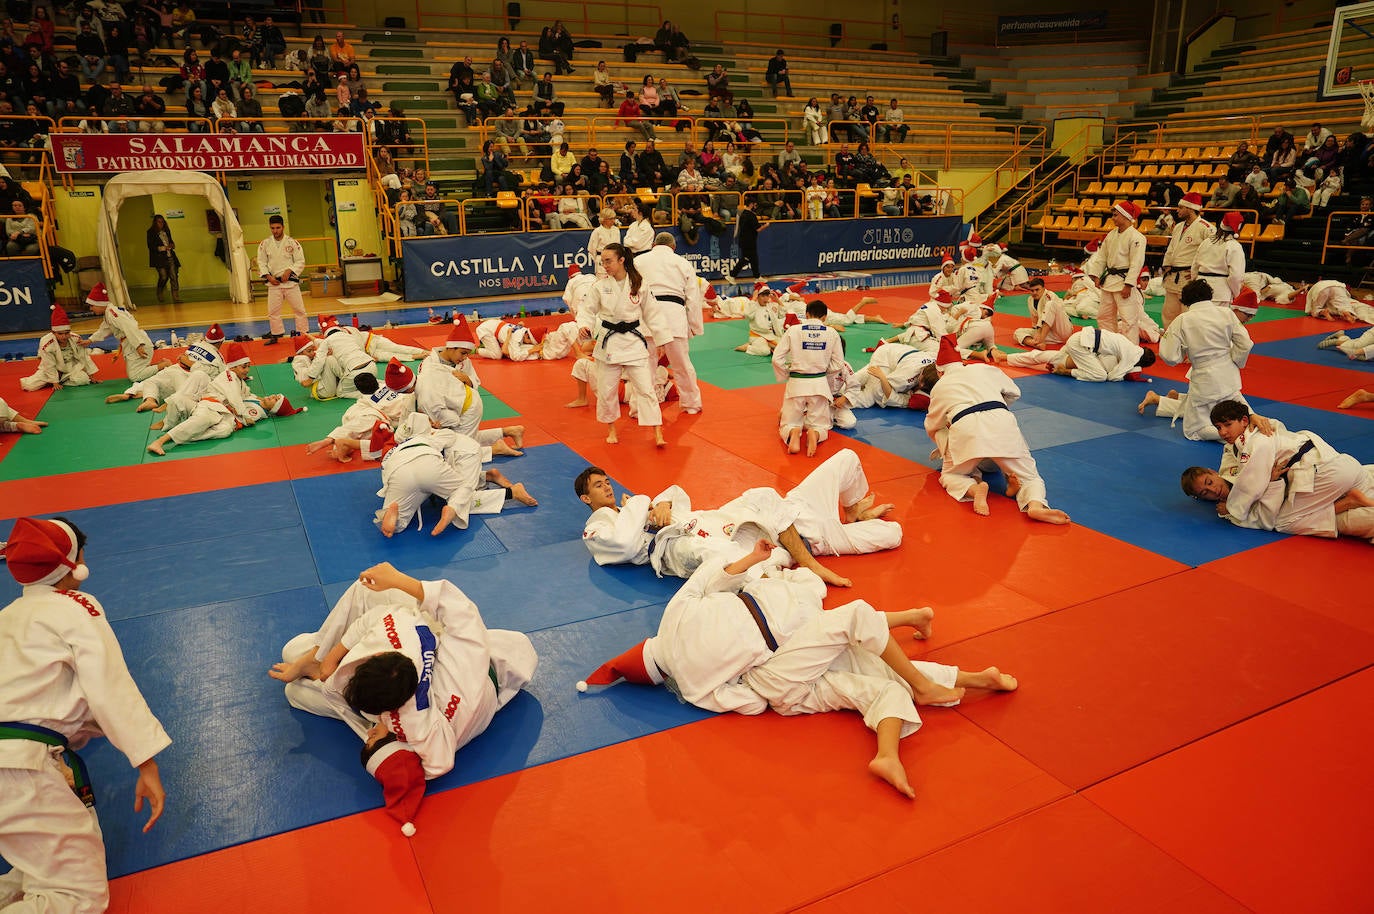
left=51, top=133, right=367, bottom=173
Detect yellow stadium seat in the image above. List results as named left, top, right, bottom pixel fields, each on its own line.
left=1149, top=148, right=1168, bottom=161
left=1034, top=212, right=1055, bottom=230
left=1155, top=165, right=1176, bottom=178
left=1052, top=215, right=1071, bottom=229
left=1108, top=164, right=1127, bottom=178
left=1059, top=197, right=1080, bottom=210
left=1066, top=215, right=1085, bottom=230
left=1083, top=216, right=1105, bottom=232
left=1125, top=165, right=1143, bottom=178
left=1137, top=218, right=1156, bottom=233
left=1165, top=147, right=1185, bottom=161
left=1083, top=181, right=1104, bottom=195
left=1189, top=182, right=1209, bottom=195
left=496, top=191, right=518, bottom=208
left=1131, top=148, right=1152, bottom=162
left=1141, top=165, right=1159, bottom=178
left=1181, top=147, right=1201, bottom=160
left=1101, top=182, right=1120, bottom=195
left=1259, top=222, right=1285, bottom=241
left=1239, top=223, right=1259, bottom=242
left=1175, top=164, right=1196, bottom=178
left=1201, top=146, right=1222, bottom=159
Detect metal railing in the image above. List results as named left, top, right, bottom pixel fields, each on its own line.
left=1322, top=210, right=1372, bottom=265
left=972, top=121, right=1098, bottom=243
left=415, top=0, right=662, bottom=36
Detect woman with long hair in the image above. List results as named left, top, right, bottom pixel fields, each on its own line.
left=146, top=214, right=181, bottom=303
left=586, top=242, right=669, bottom=445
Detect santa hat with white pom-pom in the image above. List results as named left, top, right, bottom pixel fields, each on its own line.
left=364, top=737, right=426, bottom=837
left=50, top=304, right=71, bottom=332
left=575, top=639, right=664, bottom=693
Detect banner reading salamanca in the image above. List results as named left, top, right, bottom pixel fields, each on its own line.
left=51, top=133, right=367, bottom=173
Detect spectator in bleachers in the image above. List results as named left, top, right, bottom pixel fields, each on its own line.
left=22, top=62, right=49, bottom=115
left=653, top=20, right=675, bottom=61
left=777, top=139, right=800, bottom=171
left=4, top=198, right=38, bottom=255
left=103, top=20, right=131, bottom=83
left=330, top=30, right=357, bottom=76
left=303, top=76, right=331, bottom=126
left=825, top=93, right=848, bottom=142
left=228, top=49, right=252, bottom=97
left=592, top=59, right=616, bottom=107
left=183, top=83, right=211, bottom=131
left=1244, top=163, right=1269, bottom=195
left=1265, top=179, right=1309, bottom=224
left=550, top=185, right=592, bottom=229
left=706, top=63, right=732, bottom=107
left=493, top=109, right=525, bottom=156
left=421, top=182, right=458, bottom=234
left=580, top=146, right=604, bottom=178
left=616, top=89, right=651, bottom=140
left=1310, top=165, right=1340, bottom=209
left=620, top=139, right=638, bottom=183
left=1303, top=122, right=1332, bottom=155
left=511, top=39, right=536, bottom=86
left=656, top=76, right=685, bottom=130
left=495, top=36, right=521, bottom=88
left=210, top=87, right=236, bottom=127
left=474, top=72, right=502, bottom=121
left=236, top=85, right=264, bottom=132
left=169, top=2, right=195, bottom=44
left=858, top=96, right=880, bottom=141
left=332, top=105, right=359, bottom=133
left=448, top=55, right=474, bottom=96
left=306, top=33, right=332, bottom=82
left=534, top=71, right=563, bottom=117
left=520, top=105, right=547, bottom=152
left=489, top=59, right=516, bottom=108
left=260, top=17, right=287, bottom=68
left=1226, top=140, right=1262, bottom=181
left=1209, top=175, right=1240, bottom=209
left=395, top=187, right=419, bottom=235
left=75, top=20, right=105, bottom=84
left=240, top=15, right=263, bottom=66
left=1266, top=135, right=1297, bottom=185
left=833, top=142, right=855, bottom=186
left=765, top=49, right=792, bottom=98
left=881, top=98, right=908, bottom=143
left=537, top=26, right=571, bottom=75
left=802, top=97, right=826, bottom=146
left=51, top=57, right=80, bottom=111
left=849, top=142, right=888, bottom=186
left=101, top=82, right=134, bottom=132
left=552, top=21, right=576, bottom=68
left=22, top=17, right=50, bottom=57
left=478, top=139, right=510, bottom=196
left=700, top=95, right=725, bottom=140
left=1265, top=125, right=1293, bottom=160
left=733, top=98, right=762, bottom=143
left=1340, top=196, right=1374, bottom=264
left=589, top=158, right=613, bottom=194
left=698, top=140, right=720, bottom=176
left=204, top=45, right=231, bottom=100
left=0, top=60, right=20, bottom=101
left=551, top=140, right=575, bottom=183
left=451, top=71, right=477, bottom=125
left=76, top=103, right=107, bottom=133
left=638, top=74, right=660, bottom=117
left=26, top=6, right=53, bottom=51
left=179, top=47, right=205, bottom=95
left=637, top=138, right=667, bottom=187
left=1303, top=135, right=1341, bottom=172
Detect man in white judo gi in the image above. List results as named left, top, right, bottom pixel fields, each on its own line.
left=269, top=562, right=537, bottom=834
left=1083, top=200, right=1147, bottom=343
left=0, top=517, right=169, bottom=912
left=922, top=336, right=1070, bottom=524
left=576, top=447, right=901, bottom=588
left=577, top=540, right=1017, bottom=798
left=21, top=306, right=98, bottom=392
left=634, top=232, right=705, bottom=414
left=773, top=300, right=845, bottom=455
left=1011, top=277, right=1074, bottom=349
left=1159, top=192, right=1211, bottom=328
left=1138, top=280, right=1255, bottom=441
left=84, top=283, right=158, bottom=383
left=1181, top=399, right=1374, bottom=543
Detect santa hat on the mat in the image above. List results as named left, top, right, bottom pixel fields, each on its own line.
left=446, top=315, right=478, bottom=350
left=568, top=263, right=581, bottom=278
left=49, top=304, right=71, bottom=332
left=1220, top=210, right=1244, bottom=234
left=907, top=391, right=931, bottom=411
left=270, top=395, right=307, bottom=417
left=2, top=517, right=89, bottom=587
left=221, top=342, right=251, bottom=368
left=1232, top=287, right=1259, bottom=313
left=317, top=314, right=340, bottom=332
left=85, top=282, right=110, bottom=309
left=576, top=640, right=664, bottom=692
left=1112, top=200, right=1140, bottom=223
left=934, top=289, right=953, bottom=304
left=205, top=323, right=225, bottom=343
left=787, top=281, right=808, bottom=295
left=1178, top=192, right=1204, bottom=212
left=935, top=333, right=963, bottom=372
left=364, top=740, right=425, bottom=837
left=361, top=420, right=396, bottom=461
left=385, top=358, right=415, bottom=393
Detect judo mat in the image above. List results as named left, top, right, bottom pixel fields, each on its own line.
left=1, top=278, right=1372, bottom=914
left=1254, top=330, right=1374, bottom=373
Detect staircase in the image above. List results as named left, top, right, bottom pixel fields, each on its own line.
left=974, top=152, right=1071, bottom=243
left=950, top=40, right=1160, bottom=121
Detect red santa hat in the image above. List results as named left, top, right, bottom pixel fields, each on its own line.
left=317, top=314, right=340, bottom=332
left=385, top=358, right=415, bottom=393
left=1231, top=286, right=1259, bottom=314
left=907, top=391, right=931, bottom=411
left=787, top=281, right=808, bottom=295
left=982, top=242, right=1002, bottom=258
left=936, top=333, right=963, bottom=369
left=1220, top=210, right=1244, bottom=234
left=291, top=334, right=315, bottom=354
left=205, top=323, right=225, bottom=343
left=221, top=342, right=251, bottom=368
left=1177, top=192, right=1204, bottom=212
left=753, top=280, right=770, bottom=295
left=934, top=289, right=953, bottom=304
left=361, top=420, right=397, bottom=461
left=961, top=245, right=978, bottom=262
left=968, top=232, right=983, bottom=246
left=568, top=263, right=581, bottom=278
left=269, top=395, right=307, bottom=417
left=49, top=304, right=71, bottom=332
left=1113, top=200, right=1140, bottom=223
left=783, top=312, right=801, bottom=328
left=1085, top=237, right=1103, bottom=255
left=3, top=517, right=89, bottom=587
left=576, top=640, right=664, bottom=692
left=365, top=741, right=425, bottom=837
left=446, top=316, right=478, bottom=350
left=704, top=283, right=718, bottom=301
left=85, top=282, right=110, bottom=309
left=941, top=253, right=955, bottom=266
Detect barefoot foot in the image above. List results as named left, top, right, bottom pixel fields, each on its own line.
left=491, top=439, right=523, bottom=457
left=844, top=493, right=875, bottom=523
left=509, top=482, right=539, bottom=506
left=964, top=666, right=1019, bottom=691
left=654, top=428, right=667, bottom=448
left=1338, top=389, right=1374, bottom=409
left=605, top=425, right=619, bottom=444
left=105, top=393, right=131, bottom=404
left=890, top=606, right=934, bottom=640
left=506, top=425, right=526, bottom=449
left=1004, top=472, right=1021, bottom=501
left=305, top=439, right=332, bottom=455
left=868, top=755, right=916, bottom=799
left=1027, top=503, right=1071, bottom=525
left=913, top=682, right=965, bottom=706
left=136, top=397, right=159, bottom=412
left=380, top=503, right=399, bottom=538
left=1137, top=390, right=1160, bottom=414
left=969, top=481, right=990, bottom=516
left=431, top=505, right=458, bottom=536
left=146, top=442, right=165, bottom=456
left=565, top=398, right=589, bottom=408
left=148, top=421, right=164, bottom=431
left=816, top=565, right=853, bottom=588
left=805, top=429, right=819, bottom=457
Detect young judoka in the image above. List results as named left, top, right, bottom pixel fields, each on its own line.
left=416, top=319, right=525, bottom=458
left=1241, top=271, right=1298, bottom=305
left=994, top=325, right=1157, bottom=381
left=1012, top=277, right=1074, bottom=348
left=302, top=314, right=379, bottom=400
left=21, top=306, right=98, bottom=391
left=1319, top=324, right=1374, bottom=362
left=927, top=254, right=966, bottom=302
left=772, top=300, right=845, bottom=456
left=84, top=283, right=158, bottom=383
left=0, top=517, right=170, bottom=912
left=1084, top=201, right=1147, bottom=342
left=475, top=318, right=541, bottom=361
left=882, top=291, right=948, bottom=353
left=923, top=336, right=1070, bottom=524
left=306, top=359, right=417, bottom=463
left=186, top=323, right=227, bottom=376
left=269, top=562, right=538, bottom=833
left=1063, top=271, right=1102, bottom=319
left=1181, top=399, right=1374, bottom=542
left=1307, top=280, right=1374, bottom=323
left=635, top=232, right=706, bottom=414
left=105, top=349, right=200, bottom=410
left=834, top=340, right=934, bottom=424
left=983, top=243, right=1030, bottom=294
left=375, top=414, right=538, bottom=537
left=1137, top=279, right=1254, bottom=440
left=1191, top=211, right=1247, bottom=313
left=0, top=397, right=45, bottom=434
left=1159, top=192, right=1211, bottom=327
left=735, top=286, right=787, bottom=355
left=577, top=539, right=1018, bottom=798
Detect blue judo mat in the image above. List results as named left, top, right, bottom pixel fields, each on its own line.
left=1254, top=332, right=1374, bottom=373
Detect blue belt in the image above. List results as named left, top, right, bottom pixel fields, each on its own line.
left=951, top=401, right=1009, bottom=425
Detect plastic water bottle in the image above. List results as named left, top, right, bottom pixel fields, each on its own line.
left=170, top=330, right=180, bottom=346
left=519, top=305, right=526, bottom=318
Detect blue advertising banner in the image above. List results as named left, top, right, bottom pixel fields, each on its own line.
left=997, top=10, right=1107, bottom=36
left=0, top=259, right=52, bottom=333
left=402, top=216, right=965, bottom=303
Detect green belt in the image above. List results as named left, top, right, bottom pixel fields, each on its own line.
left=789, top=371, right=826, bottom=379
left=0, top=722, right=95, bottom=807
left=488, top=664, right=500, bottom=692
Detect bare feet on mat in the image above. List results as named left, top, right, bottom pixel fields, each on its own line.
left=1027, top=502, right=1071, bottom=525
left=969, top=481, right=990, bottom=516
left=380, top=503, right=399, bottom=538
left=868, top=755, right=916, bottom=799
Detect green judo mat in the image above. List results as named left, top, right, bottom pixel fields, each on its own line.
left=0, top=362, right=519, bottom=481
left=689, top=321, right=895, bottom=390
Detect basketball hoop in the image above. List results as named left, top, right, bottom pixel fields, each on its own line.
left=1360, top=79, right=1374, bottom=131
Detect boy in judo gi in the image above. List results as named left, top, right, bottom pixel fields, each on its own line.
left=772, top=300, right=845, bottom=456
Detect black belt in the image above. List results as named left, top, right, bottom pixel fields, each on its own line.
left=1092, top=328, right=1102, bottom=354
left=1281, top=438, right=1317, bottom=476
left=600, top=319, right=648, bottom=349
left=1162, top=265, right=1188, bottom=278
left=739, top=591, right=778, bottom=651
left=1199, top=272, right=1228, bottom=278
left=1098, top=266, right=1129, bottom=285
left=951, top=401, right=1009, bottom=425
left=656, top=293, right=685, bottom=305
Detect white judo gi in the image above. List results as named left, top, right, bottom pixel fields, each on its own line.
left=990, top=252, right=1029, bottom=292
left=586, top=225, right=620, bottom=277
left=1160, top=215, right=1212, bottom=322
left=160, top=368, right=256, bottom=447
left=634, top=243, right=705, bottom=412
left=307, top=326, right=379, bottom=400
left=87, top=304, right=156, bottom=383
left=1153, top=299, right=1253, bottom=440
left=183, top=339, right=225, bottom=376
left=894, top=300, right=947, bottom=353
left=0, top=397, right=24, bottom=433
left=279, top=577, right=537, bottom=779
left=1307, top=280, right=1374, bottom=323
left=1063, top=274, right=1102, bottom=319
left=1191, top=233, right=1246, bottom=307
left=357, top=328, right=425, bottom=363
left=1241, top=271, right=1296, bottom=305
left=1084, top=224, right=1147, bottom=341
left=585, top=274, right=671, bottom=427
left=475, top=319, right=540, bottom=361
left=738, top=296, right=786, bottom=356
left=640, top=559, right=958, bottom=732
left=842, top=343, right=933, bottom=412
left=415, top=350, right=504, bottom=458
left=1006, top=326, right=1145, bottom=381
left=374, top=417, right=495, bottom=532
left=926, top=363, right=1053, bottom=511
left=582, top=449, right=902, bottom=578
left=21, top=333, right=98, bottom=391
left=327, top=384, right=415, bottom=445
left=0, top=585, right=171, bottom=914
left=772, top=318, right=844, bottom=438
left=1012, top=289, right=1074, bottom=348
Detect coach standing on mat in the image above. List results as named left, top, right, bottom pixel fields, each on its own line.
left=258, top=214, right=309, bottom=345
